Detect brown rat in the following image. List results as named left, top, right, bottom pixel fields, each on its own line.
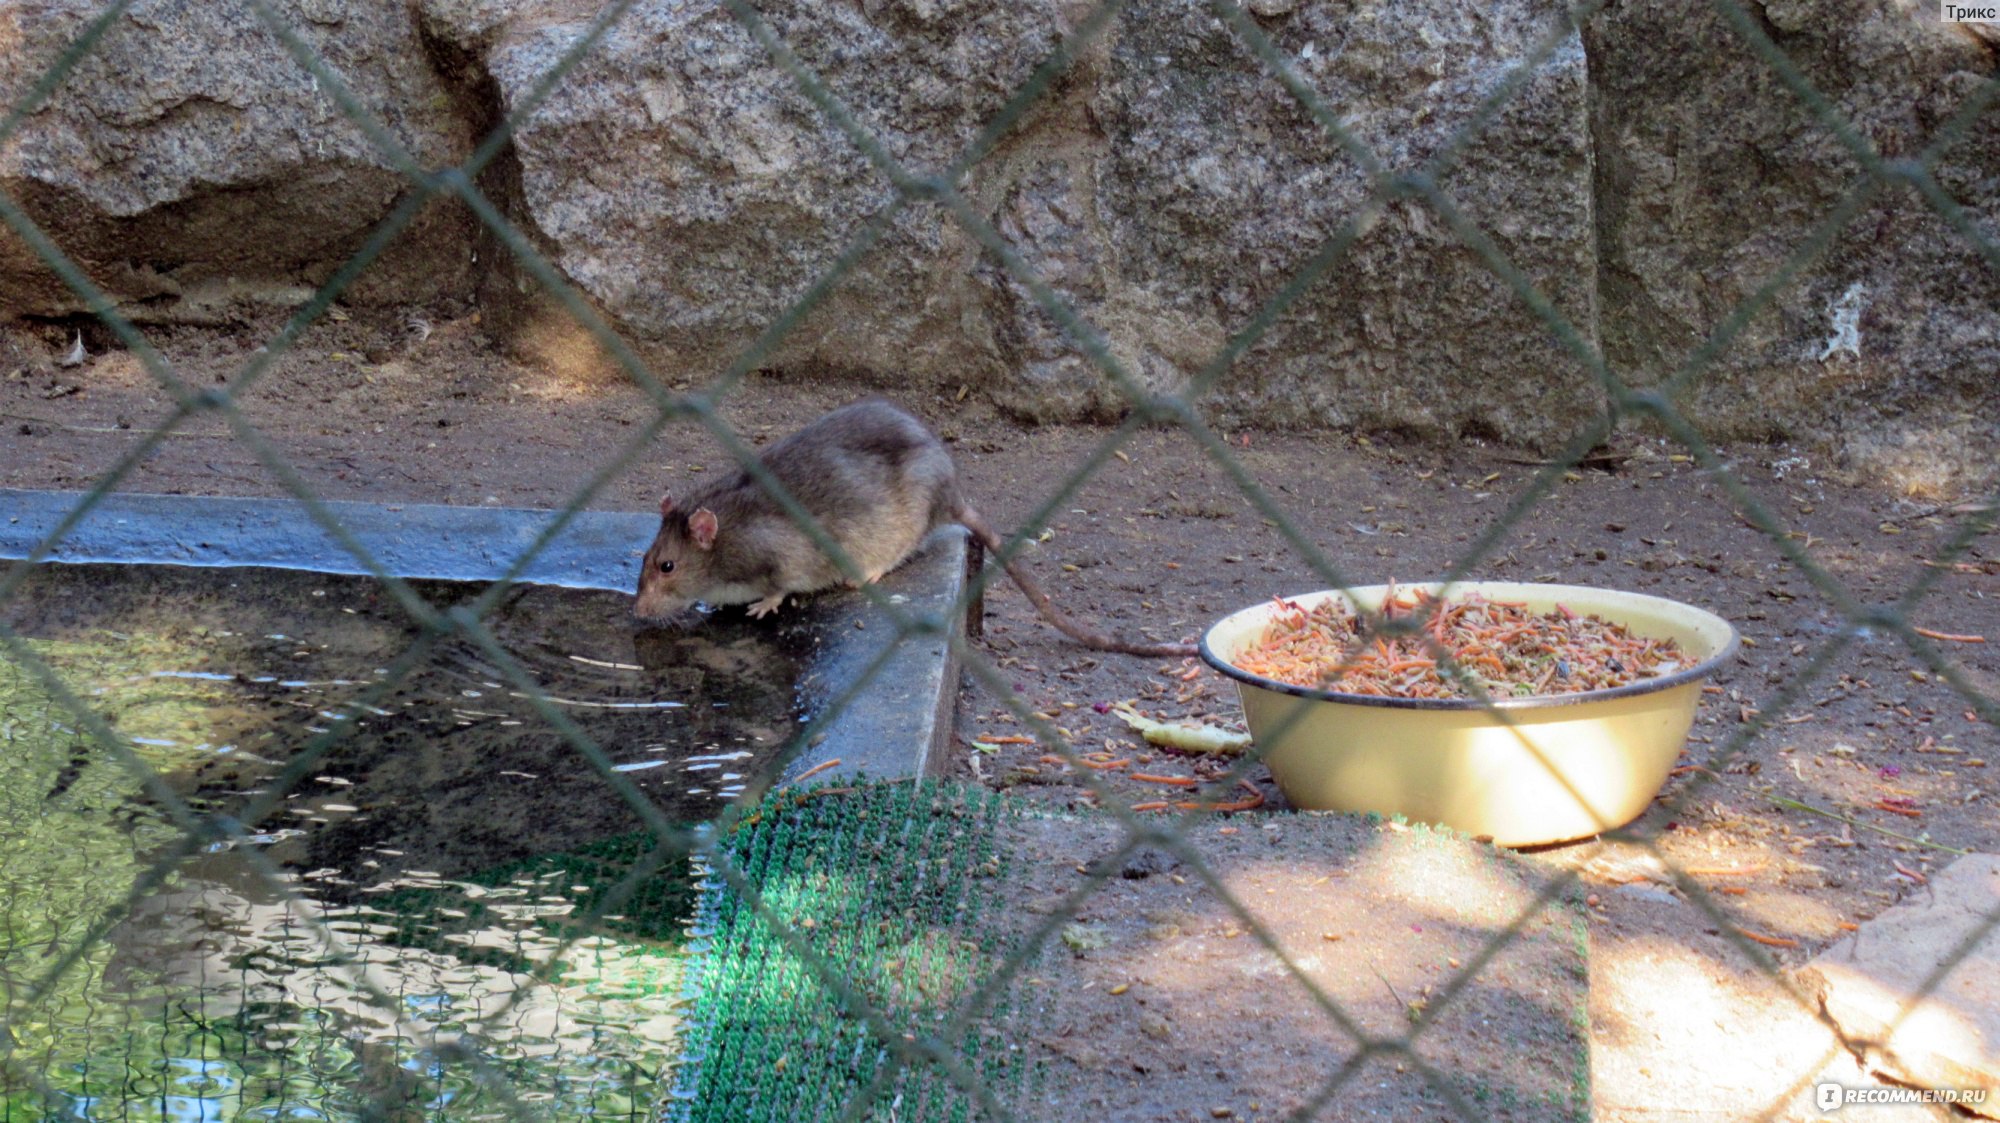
left=633, top=399, right=1195, bottom=658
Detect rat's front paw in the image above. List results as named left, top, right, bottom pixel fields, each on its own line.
left=747, top=593, right=787, bottom=618
left=843, top=567, right=890, bottom=590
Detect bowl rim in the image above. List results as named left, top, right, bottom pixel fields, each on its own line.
left=1198, top=580, right=1740, bottom=711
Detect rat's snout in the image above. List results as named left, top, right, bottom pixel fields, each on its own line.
left=632, top=567, right=701, bottom=625
left=631, top=599, right=694, bottom=628
left=631, top=585, right=686, bottom=624
left=635, top=533, right=690, bottom=624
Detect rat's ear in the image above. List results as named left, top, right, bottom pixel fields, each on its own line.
left=689, top=507, right=719, bottom=550
left=659, top=493, right=676, bottom=518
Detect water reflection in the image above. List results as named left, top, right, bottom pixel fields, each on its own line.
left=0, top=563, right=808, bottom=1120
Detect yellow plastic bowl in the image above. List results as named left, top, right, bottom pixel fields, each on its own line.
left=1200, top=582, right=1738, bottom=847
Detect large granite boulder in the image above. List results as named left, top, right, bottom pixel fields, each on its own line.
left=417, top=0, right=1602, bottom=445
left=1, top=0, right=1993, bottom=481
left=1074, top=2, right=1599, bottom=443
left=0, top=0, right=476, bottom=325
left=1585, top=0, right=2000, bottom=488
left=415, top=0, right=1078, bottom=402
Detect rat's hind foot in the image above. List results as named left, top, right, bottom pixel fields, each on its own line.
left=747, top=593, right=787, bottom=618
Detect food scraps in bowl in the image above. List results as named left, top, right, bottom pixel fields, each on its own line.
left=1230, top=585, right=1688, bottom=700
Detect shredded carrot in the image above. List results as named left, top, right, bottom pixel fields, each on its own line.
left=1735, top=927, right=1799, bottom=949
left=1130, top=800, right=1170, bottom=812
left=1716, top=886, right=1748, bottom=896
left=788, top=758, right=842, bottom=784
left=1913, top=626, right=1986, bottom=643
left=1079, top=756, right=1132, bottom=770
left=1230, top=585, right=1688, bottom=699
left=1129, top=772, right=1201, bottom=787
left=981, top=734, right=1036, bottom=745
left=1173, top=780, right=1267, bottom=813
left=1872, top=800, right=1924, bottom=818
left=1837, top=921, right=1859, bottom=932
left=1683, top=863, right=1766, bottom=878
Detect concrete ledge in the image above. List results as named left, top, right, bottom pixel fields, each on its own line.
left=0, top=487, right=961, bottom=787
left=783, top=526, right=967, bottom=784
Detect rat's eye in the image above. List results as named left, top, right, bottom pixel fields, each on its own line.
left=658, top=559, right=676, bottom=574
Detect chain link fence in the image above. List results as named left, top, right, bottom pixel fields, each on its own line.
left=1, top=0, right=1997, bottom=1119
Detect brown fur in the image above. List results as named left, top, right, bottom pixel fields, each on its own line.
left=634, top=399, right=1196, bottom=658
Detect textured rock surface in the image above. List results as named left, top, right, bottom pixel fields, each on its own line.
left=1, top=0, right=1995, bottom=475
left=411, top=0, right=1067, bottom=391
left=1796, top=854, right=1999, bottom=1117
left=1080, top=1, right=1598, bottom=441
left=419, top=0, right=1601, bottom=444
left=1585, top=0, right=2000, bottom=489
left=0, top=0, right=476, bottom=323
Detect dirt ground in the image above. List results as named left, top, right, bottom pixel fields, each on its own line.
left=992, top=811, right=1592, bottom=1123
left=3, top=312, right=1997, bottom=1120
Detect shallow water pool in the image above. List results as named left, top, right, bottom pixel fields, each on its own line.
left=0, top=562, right=809, bottom=1121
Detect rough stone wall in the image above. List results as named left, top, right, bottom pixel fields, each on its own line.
left=0, top=0, right=1995, bottom=483
left=0, top=0, right=477, bottom=324
left=1586, top=0, right=2000, bottom=489
left=1084, top=2, right=1598, bottom=443
left=414, top=0, right=1600, bottom=446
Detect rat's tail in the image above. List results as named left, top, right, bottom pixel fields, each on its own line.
left=954, top=504, right=1197, bottom=659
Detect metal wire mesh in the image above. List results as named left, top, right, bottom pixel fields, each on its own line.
left=0, top=0, right=1996, bottom=1120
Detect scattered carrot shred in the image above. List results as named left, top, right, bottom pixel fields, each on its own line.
left=1079, top=756, right=1132, bottom=770
left=1684, top=863, right=1766, bottom=878
left=1837, top=922, right=1860, bottom=932
left=1129, top=772, right=1200, bottom=787
left=788, top=758, right=842, bottom=784
left=1912, top=626, right=1986, bottom=643
left=1130, top=800, right=1170, bottom=812
left=1173, top=780, right=1267, bottom=814
left=981, top=734, right=1036, bottom=745
left=1736, top=927, right=1799, bottom=949
left=1872, top=800, right=1924, bottom=818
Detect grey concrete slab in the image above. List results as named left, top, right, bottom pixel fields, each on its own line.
left=0, top=487, right=657, bottom=589
left=0, top=487, right=962, bottom=788
left=1797, top=853, right=2000, bottom=1118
